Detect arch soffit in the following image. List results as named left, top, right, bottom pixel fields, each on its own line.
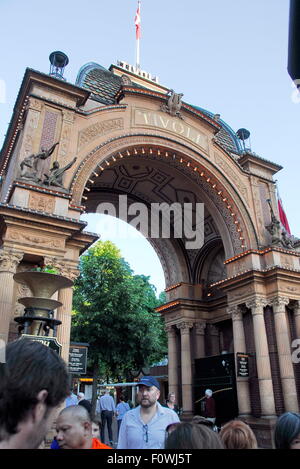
left=85, top=192, right=191, bottom=287
left=70, top=134, right=258, bottom=256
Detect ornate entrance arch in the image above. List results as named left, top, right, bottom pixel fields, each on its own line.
left=71, top=136, right=258, bottom=254
left=0, top=62, right=300, bottom=443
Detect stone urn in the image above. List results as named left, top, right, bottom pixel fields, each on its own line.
left=13, top=271, right=73, bottom=337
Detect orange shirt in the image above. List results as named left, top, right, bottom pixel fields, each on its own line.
left=91, top=438, right=112, bottom=449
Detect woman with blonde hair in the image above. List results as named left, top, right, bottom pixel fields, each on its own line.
left=220, top=419, right=258, bottom=449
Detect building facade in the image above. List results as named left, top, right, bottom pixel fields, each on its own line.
left=0, top=59, right=299, bottom=446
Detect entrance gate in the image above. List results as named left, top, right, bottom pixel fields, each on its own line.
left=0, top=59, right=300, bottom=446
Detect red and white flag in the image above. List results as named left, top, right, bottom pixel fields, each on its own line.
left=135, top=1, right=141, bottom=40
left=277, top=188, right=291, bottom=235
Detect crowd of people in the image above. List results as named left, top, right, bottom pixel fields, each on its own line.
left=1, top=339, right=300, bottom=450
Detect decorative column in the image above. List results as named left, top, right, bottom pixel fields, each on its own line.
left=166, top=325, right=179, bottom=398
left=228, top=305, right=251, bottom=416
left=177, top=321, right=193, bottom=416
left=209, top=324, right=220, bottom=356
left=271, top=297, right=298, bottom=412
left=246, top=298, right=276, bottom=416
left=194, top=322, right=206, bottom=359
left=56, top=268, right=79, bottom=363
left=292, top=300, right=300, bottom=340
left=0, top=249, right=23, bottom=343
left=45, top=257, right=79, bottom=364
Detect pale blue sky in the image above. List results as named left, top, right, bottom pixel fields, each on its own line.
left=0, top=0, right=298, bottom=294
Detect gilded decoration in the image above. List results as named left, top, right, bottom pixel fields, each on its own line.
left=77, top=118, right=124, bottom=151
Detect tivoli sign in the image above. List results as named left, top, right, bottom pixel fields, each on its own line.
left=133, top=108, right=209, bottom=152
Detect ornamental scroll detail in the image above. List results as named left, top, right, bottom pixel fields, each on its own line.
left=77, top=118, right=124, bottom=151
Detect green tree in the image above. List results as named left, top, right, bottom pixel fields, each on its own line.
left=71, top=240, right=167, bottom=415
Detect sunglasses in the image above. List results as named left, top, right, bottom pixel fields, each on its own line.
left=143, top=424, right=148, bottom=443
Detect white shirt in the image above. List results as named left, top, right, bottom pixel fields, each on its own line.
left=117, top=402, right=180, bottom=449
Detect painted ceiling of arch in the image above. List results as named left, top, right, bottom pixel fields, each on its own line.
left=83, top=155, right=223, bottom=271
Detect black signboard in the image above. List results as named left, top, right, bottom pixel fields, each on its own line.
left=69, top=344, right=88, bottom=374
left=236, top=353, right=249, bottom=377
left=21, top=334, right=62, bottom=355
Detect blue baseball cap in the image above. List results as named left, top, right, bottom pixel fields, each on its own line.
left=136, top=376, right=160, bottom=390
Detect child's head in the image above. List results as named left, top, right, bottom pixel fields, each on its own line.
left=91, top=418, right=101, bottom=440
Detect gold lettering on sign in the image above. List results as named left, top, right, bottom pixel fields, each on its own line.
left=78, top=118, right=124, bottom=151
left=133, top=108, right=209, bottom=152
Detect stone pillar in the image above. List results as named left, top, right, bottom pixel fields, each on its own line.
left=209, top=324, right=220, bottom=356
left=166, top=325, right=179, bottom=398
left=57, top=287, right=73, bottom=363
left=228, top=305, right=251, bottom=416
left=246, top=298, right=276, bottom=416
left=194, top=322, right=206, bottom=359
left=0, top=249, right=23, bottom=343
left=271, top=297, right=298, bottom=412
left=177, top=321, right=193, bottom=416
left=45, top=257, right=79, bottom=364
left=56, top=268, right=79, bottom=364
left=292, top=300, right=300, bottom=340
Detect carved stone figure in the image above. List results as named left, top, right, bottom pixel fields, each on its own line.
left=266, top=199, right=295, bottom=249
left=43, top=157, right=77, bottom=189
left=266, top=218, right=282, bottom=246
left=19, top=142, right=59, bottom=183
left=281, top=229, right=295, bottom=249
left=161, top=89, right=184, bottom=119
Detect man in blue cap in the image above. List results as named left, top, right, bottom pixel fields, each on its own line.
left=117, top=376, right=180, bottom=449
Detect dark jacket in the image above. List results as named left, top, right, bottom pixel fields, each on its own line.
left=204, top=397, right=216, bottom=418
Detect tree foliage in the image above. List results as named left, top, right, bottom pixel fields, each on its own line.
left=71, top=240, right=167, bottom=380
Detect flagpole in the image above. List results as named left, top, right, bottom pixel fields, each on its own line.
left=135, top=0, right=141, bottom=71
left=136, top=36, right=140, bottom=70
